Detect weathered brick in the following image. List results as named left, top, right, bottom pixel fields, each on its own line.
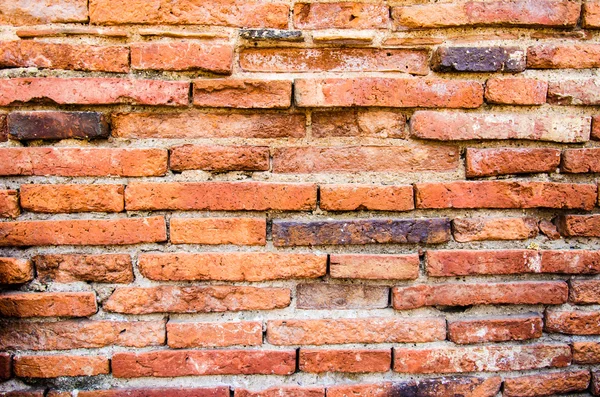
left=392, top=281, right=568, bottom=309
left=0, top=78, right=189, bottom=106
left=548, top=79, right=600, bottom=105
left=415, top=181, right=596, bottom=210
left=267, top=317, right=445, bottom=345
left=0, top=292, right=97, bottom=317
left=593, top=372, right=600, bottom=396
left=448, top=315, right=543, bottom=344
left=0, top=353, right=10, bottom=381
left=504, top=370, right=590, bottom=397
left=545, top=310, right=600, bottom=335
left=296, top=284, right=389, bottom=310
left=556, top=215, right=600, bottom=237
left=0, top=391, right=44, bottom=397
left=126, top=182, right=316, bottom=211
left=0, top=0, right=87, bottom=25
left=539, top=220, right=561, bottom=240
left=300, top=349, right=391, bottom=373
left=112, top=112, right=306, bottom=139
left=0, top=258, right=32, bottom=284
left=170, top=145, right=269, bottom=172
left=528, top=44, right=600, bottom=69
left=236, top=387, right=324, bottom=397
left=112, top=350, right=295, bottom=377
left=90, top=0, right=289, bottom=28
left=393, top=344, right=571, bottom=374
left=167, top=321, right=262, bottom=348
left=320, top=185, right=414, bottom=211
left=570, top=280, right=600, bottom=304
left=20, top=184, right=124, bottom=213
left=104, top=286, right=290, bottom=314
left=0, top=320, right=164, bottom=350
left=240, top=48, right=428, bottom=74
left=273, top=218, right=451, bottom=246
left=139, top=252, right=325, bottom=281
left=8, top=111, right=110, bottom=141
left=0, top=114, right=6, bottom=142
left=14, top=27, right=128, bottom=38
left=0, top=190, right=20, bottom=218
left=0, top=148, right=167, bottom=177
left=74, top=387, right=229, bottom=397
left=466, top=148, right=561, bottom=177
left=0, top=217, right=166, bottom=246
left=593, top=116, right=600, bottom=140
left=484, top=78, right=547, bottom=105
left=330, top=254, right=419, bottom=280
left=293, top=3, right=388, bottom=29
left=240, top=30, right=304, bottom=42
left=410, top=111, right=590, bottom=143
left=432, top=46, right=525, bottom=72
left=0, top=41, right=128, bottom=72
left=14, top=355, right=109, bottom=378
left=193, top=79, right=291, bottom=108
left=33, top=254, right=133, bottom=283
left=311, top=110, right=406, bottom=138
left=584, top=1, right=600, bottom=27
left=562, top=148, right=600, bottom=173
left=131, top=42, right=232, bottom=73
left=170, top=218, right=266, bottom=245
left=573, top=342, right=600, bottom=364
left=295, top=78, right=483, bottom=108
left=452, top=217, right=538, bottom=242
left=273, top=146, right=458, bottom=173
left=536, top=250, right=600, bottom=274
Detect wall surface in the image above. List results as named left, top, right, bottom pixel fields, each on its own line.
left=0, top=0, right=600, bottom=395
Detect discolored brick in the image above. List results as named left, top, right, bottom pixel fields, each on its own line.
left=330, top=254, right=419, bottom=280
left=432, top=47, right=526, bottom=72
left=33, top=254, right=133, bottom=283
left=8, top=111, right=110, bottom=140
left=296, top=284, right=389, bottom=310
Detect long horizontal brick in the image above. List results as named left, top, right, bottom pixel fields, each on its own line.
left=327, top=378, right=501, bottom=397
left=104, top=286, right=290, bottom=314
left=415, top=181, right=597, bottom=210
left=546, top=310, right=600, bottom=335
left=8, top=111, right=109, bottom=141
left=167, top=321, right=262, bottom=348
left=20, top=184, right=124, bottom=213
left=0, top=320, right=164, bottom=350
left=410, top=111, right=591, bottom=143
left=1, top=391, right=45, bottom=397
left=300, top=349, right=391, bottom=373
left=584, top=1, right=600, bottom=27
left=556, top=215, right=600, bottom=236
left=139, top=252, right=326, bottom=281
left=548, top=79, right=600, bottom=105
left=570, top=280, right=600, bottom=304
left=311, top=110, right=406, bottom=138
left=294, top=78, right=483, bottom=108
left=0, top=217, right=166, bottom=246
left=504, top=370, right=590, bottom=397
left=0, top=148, right=167, bottom=177
left=170, top=218, right=266, bottom=245
left=0, top=0, right=87, bottom=25
left=293, top=2, right=388, bottom=29
left=0, top=41, right=128, bottom=72
left=273, top=146, right=458, bottom=173
left=126, top=182, right=316, bottom=211
left=392, top=281, right=568, bottom=309
left=267, top=317, right=445, bottom=345
left=296, top=284, right=389, bottom=310
left=0, top=78, right=189, bottom=106
left=528, top=44, right=600, bottom=69
left=448, top=315, right=543, bottom=344
left=236, top=387, right=324, bottom=397
left=330, top=254, right=419, bottom=280
left=0, top=190, right=19, bottom=218
left=14, top=355, right=109, bottom=378
left=112, top=112, right=306, bottom=139
left=466, top=148, right=561, bottom=177
left=112, top=350, right=295, bottom=378
left=73, top=387, right=229, bottom=397
left=484, top=78, right=547, bottom=105
left=170, top=145, right=270, bottom=172
left=0, top=258, right=32, bottom=284
left=452, top=217, right=538, bottom=242
left=562, top=148, right=600, bottom=173
left=0, top=292, right=97, bottom=318
left=240, top=48, right=428, bottom=74
left=393, top=344, right=571, bottom=374
left=33, top=254, right=133, bottom=283
left=90, top=0, right=289, bottom=28
left=131, top=42, right=233, bottom=73
left=573, top=342, right=600, bottom=364
left=432, top=46, right=525, bottom=72
left=273, top=218, right=451, bottom=246
left=193, top=79, right=292, bottom=108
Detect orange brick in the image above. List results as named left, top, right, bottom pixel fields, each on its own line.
left=584, top=1, right=600, bottom=27
left=504, top=370, right=591, bottom=397
left=0, top=190, right=19, bottom=218
left=193, top=79, right=292, bottom=108
left=573, top=342, right=600, bottom=364
left=236, top=387, right=324, bottom=397
left=170, top=145, right=269, bottom=172
left=452, top=217, right=538, bottom=242
left=33, top=254, right=133, bottom=283
left=466, top=148, right=560, bottom=177
left=548, top=79, right=600, bottom=105
left=329, top=254, right=419, bottom=280
left=14, top=355, right=109, bottom=378
left=311, top=110, right=406, bottom=138
left=131, top=42, right=233, bottom=73
left=545, top=310, right=600, bottom=335
left=485, top=78, right=547, bottom=105
left=556, top=215, right=600, bottom=237
left=528, top=44, right=600, bottom=69
left=170, top=218, right=266, bottom=245
left=0, top=292, right=97, bottom=318
left=320, top=184, right=414, bottom=211
left=167, top=321, right=262, bottom=348
left=0, top=0, right=87, bottom=25
left=562, top=148, right=600, bottom=173
left=72, top=387, right=229, bottom=397
left=0, top=258, right=33, bottom=284
left=448, top=315, right=543, bottom=344
left=299, top=349, right=391, bottom=373
left=20, top=184, right=124, bottom=213
left=293, top=3, right=389, bottom=29
left=570, top=280, right=600, bottom=304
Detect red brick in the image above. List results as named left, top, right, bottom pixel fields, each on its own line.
left=0, top=292, right=97, bottom=317
left=104, top=286, right=290, bottom=314
left=0, top=353, right=10, bottom=380
left=391, top=0, right=580, bottom=30
left=311, top=110, right=406, bottom=138
left=139, top=252, right=325, bottom=281
left=485, top=78, right=547, bottom=105
left=556, top=215, right=600, bottom=237
left=20, top=184, right=124, bottom=213
left=415, top=181, right=596, bottom=210
left=393, top=344, right=571, bottom=374
left=112, top=350, right=295, bottom=378
left=296, top=284, right=389, bottom=310
left=504, top=370, right=590, bottom=397
left=0, top=320, right=164, bottom=350
left=75, top=387, right=229, bottom=397
left=0, top=391, right=44, bottom=397
left=0, top=257, right=32, bottom=284
left=167, top=321, right=262, bottom=348
left=410, top=111, right=590, bottom=143
left=452, top=217, right=538, bottom=242
left=299, top=349, right=391, bottom=373
left=392, top=281, right=568, bottom=309
left=293, top=3, right=388, bottom=29
left=170, top=218, right=266, bottom=245
left=0, top=148, right=167, bottom=177
left=584, top=1, right=600, bottom=27
left=240, top=48, right=428, bottom=75
left=0, top=41, right=128, bottom=72
left=0, top=114, right=6, bottom=142
left=330, top=254, right=419, bottom=280
left=573, top=342, right=600, bottom=364
left=14, top=355, right=108, bottom=378
left=593, top=372, right=600, bottom=396
left=466, top=148, right=560, bottom=177
left=295, top=78, right=483, bottom=108
left=193, top=79, right=292, bottom=108
left=528, top=44, right=600, bottom=69
left=170, top=145, right=269, bottom=172
left=0, top=217, right=166, bottom=246
left=125, top=182, right=316, bottom=211
left=267, top=317, right=445, bottom=345
left=562, top=148, right=600, bottom=173
left=131, top=42, right=232, bottom=73
left=0, top=78, right=188, bottom=106
left=320, top=184, right=414, bottom=211
left=548, top=79, right=600, bottom=105
left=8, top=111, right=109, bottom=141
left=570, top=280, right=600, bottom=304
left=90, top=0, right=289, bottom=28
left=236, top=387, right=324, bottom=397
left=0, top=190, right=20, bottom=218
left=594, top=115, right=600, bottom=140
left=273, top=146, right=458, bottom=173
left=448, top=315, right=543, bottom=344
left=112, top=112, right=306, bottom=139
left=545, top=310, right=600, bottom=335
left=539, top=220, right=561, bottom=240
left=33, top=254, right=133, bottom=283
left=0, top=0, right=87, bottom=25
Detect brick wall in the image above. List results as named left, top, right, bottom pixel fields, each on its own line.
left=0, top=0, right=599, bottom=395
